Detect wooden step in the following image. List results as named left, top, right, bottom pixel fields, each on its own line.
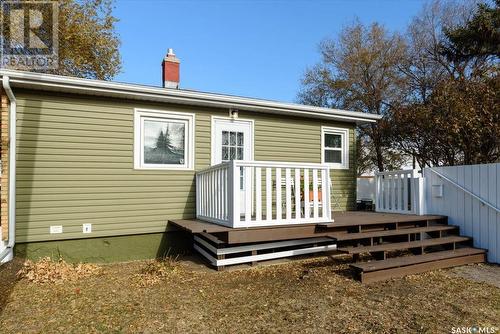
left=330, top=225, right=458, bottom=241
left=329, top=214, right=447, bottom=228
left=352, top=247, right=486, bottom=272
left=338, top=236, right=470, bottom=254
left=350, top=247, right=486, bottom=283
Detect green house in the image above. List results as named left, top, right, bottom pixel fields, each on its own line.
left=0, top=50, right=380, bottom=263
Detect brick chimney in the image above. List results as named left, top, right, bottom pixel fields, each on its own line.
left=162, top=48, right=180, bottom=89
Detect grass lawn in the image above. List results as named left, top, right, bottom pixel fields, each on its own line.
left=0, top=255, right=499, bottom=333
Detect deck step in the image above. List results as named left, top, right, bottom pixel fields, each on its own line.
left=329, top=214, right=447, bottom=228
left=330, top=225, right=458, bottom=241
left=338, top=236, right=470, bottom=254
left=350, top=247, right=486, bottom=283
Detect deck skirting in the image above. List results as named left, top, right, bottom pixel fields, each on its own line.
left=193, top=234, right=336, bottom=268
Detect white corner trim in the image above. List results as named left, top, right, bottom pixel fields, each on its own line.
left=210, top=116, right=254, bottom=166
left=321, top=126, right=350, bottom=170
left=133, top=108, right=195, bottom=170
left=0, top=75, right=16, bottom=264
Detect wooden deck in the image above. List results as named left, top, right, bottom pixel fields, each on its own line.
left=169, top=211, right=448, bottom=245
left=170, top=211, right=485, bottom=281
left=169, top=211, right=446, bottom=234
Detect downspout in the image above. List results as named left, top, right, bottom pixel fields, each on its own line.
left=0, top=76, right=16, bottom=263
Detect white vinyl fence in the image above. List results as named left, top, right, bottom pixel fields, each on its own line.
left=424, top=164, right=500, bottom=263
left=375, top=163, right=500, bottom=263
left=375, top=170, right=425, bottom=215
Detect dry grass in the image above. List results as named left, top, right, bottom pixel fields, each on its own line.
left=133, top=254, right=180, bottom=287
left=0, top=255, right=499, bottom=333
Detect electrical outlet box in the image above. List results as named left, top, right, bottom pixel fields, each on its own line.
left=50, top=225, right=63, bottom=234
left=83, top=223, right=92, bottom=233
left=432, top=184, right=443, bottom=198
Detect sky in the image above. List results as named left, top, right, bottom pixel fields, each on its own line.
left=114, top=0, right=425, bottom=103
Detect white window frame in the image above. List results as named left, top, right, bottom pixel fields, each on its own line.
left=134, top=108, right=195, bottom=170
left=321, top=126, right=349, bottom=169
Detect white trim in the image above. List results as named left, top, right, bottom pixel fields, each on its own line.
left=0, top=76, right=16, bottom=263
left=0, top=69, right=381, bottom=124
left=321, top=126, right=349, bottom=169
left=194, top=235, right=334, bottom=255
left=210, top=116, right=254, bottom=215
left=210, top=116, right=254, bottom=165
left=194, top=243, right=337, bottom=267
left=133, top=108, right=195, bottom=170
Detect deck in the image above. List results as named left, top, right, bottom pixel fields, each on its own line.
left=169, top=211, right=446, bottom=242
left=170, top=211, right=485, bottom=281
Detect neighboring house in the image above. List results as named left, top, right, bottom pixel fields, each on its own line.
left=0, top=49, right=380, bottom=263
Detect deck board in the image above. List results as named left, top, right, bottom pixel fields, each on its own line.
left=168, top=219, right=233, bottom=233
left=351, top=247, right=486, bottom=272
left=331, top=211, right=446, bottom=227
left=169, top=212, right=447, bottom=234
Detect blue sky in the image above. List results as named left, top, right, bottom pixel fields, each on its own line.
left=114, top=0, right=424, bottom=103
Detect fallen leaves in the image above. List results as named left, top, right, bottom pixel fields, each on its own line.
left=16, top=257, right=101, bottom=284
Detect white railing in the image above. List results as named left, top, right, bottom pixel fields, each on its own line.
left=196, top=160, right=332, bottom=228
left=375, top=169, right=424, bottom=215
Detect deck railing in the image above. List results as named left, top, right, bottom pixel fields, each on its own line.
left=196, top=160, right=332, bottom=228
left=375, top=169, right=424, bottom=215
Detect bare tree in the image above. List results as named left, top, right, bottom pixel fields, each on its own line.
left=298, top=21, right=407, bottom=172
left=392, top=0, right=499, bottom=167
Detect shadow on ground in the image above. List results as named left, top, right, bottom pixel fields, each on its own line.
left=0, top=259, right=23, bottom=316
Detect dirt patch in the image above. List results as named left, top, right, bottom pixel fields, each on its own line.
left=449, top=263, right=500, bottom=288
left=0, top=255, right=498, bottom=333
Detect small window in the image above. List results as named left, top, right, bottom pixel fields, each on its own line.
left=221, top=130, right=244, bottom=161
left=134, top=109, right=194, bottom=170
left=321, top=127, right=349, bottom=169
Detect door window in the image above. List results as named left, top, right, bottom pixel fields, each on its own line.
left=221, top=130, right=245, bottom=189
left=221, top=131, right=244, bottom=161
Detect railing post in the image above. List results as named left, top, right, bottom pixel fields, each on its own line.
left=229, top=160, right=240, bottom=227
left=415, top=172, right=426, bottom=215
left=323, top=168, right=332, bottom=221
left=196, top=173, right=200, bottom=218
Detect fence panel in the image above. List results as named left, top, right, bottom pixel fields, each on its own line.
left=424, top=163, right=500, bottom=263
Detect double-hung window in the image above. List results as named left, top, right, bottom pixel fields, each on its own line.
left=134, top=109, right=194, bottom=170
left=321, top=127, right=349, bottom=169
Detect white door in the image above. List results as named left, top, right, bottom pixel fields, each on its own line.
left=212, top=118, right=253, bottom=214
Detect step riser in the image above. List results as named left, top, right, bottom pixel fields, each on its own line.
left=338, top=230, right=459, bottom=247
left=339, top=235, right=472, bottom=255
left=360, top=253, right=486, bottom=284
left=318, top=218, right=449, bottom=234
left=366, top=242, right=472, bottom=261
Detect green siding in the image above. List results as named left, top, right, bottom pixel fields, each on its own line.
left=15, top=91, right=357, bottom=243
left=15, top=232, right=192, bottom=263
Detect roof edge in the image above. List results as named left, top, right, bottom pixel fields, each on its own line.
left=0, top=69, right=382, bottom=124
